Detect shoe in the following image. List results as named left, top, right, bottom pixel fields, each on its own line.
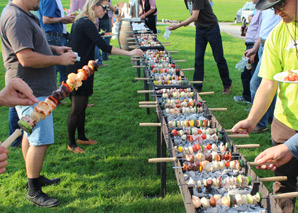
left=67, top=145, right=85, bottom=153
left=87, top=103, right=94, bottom=107
left=251, top=126, right=268, bottom=133
left=233, top=96, right=250, bottom=103
left=39, top=175, right=60, bottom=187
left=222, top=84, right=232, bottom=94
left=27, top=191, right=60, bottom=207
left=77, top=139, right=97, bottom=145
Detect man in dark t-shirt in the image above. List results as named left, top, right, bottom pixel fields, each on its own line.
left=169, top=0, right=232, bottom=94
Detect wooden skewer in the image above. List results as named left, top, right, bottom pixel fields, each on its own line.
left=139, top=123, right=161, bottom=127
left=174, top=60, right=186, bottom=62
left=234, top=144, right=260, bottom=148
left=139, top=101, right=158, bottom=105
left=131, top=58, right=142, bottom=61
left=1, top=129, right=23, bottom=148
left=259, top=176, right=287, bottom=182
left=181, top=68, right=194, bottom=71
left=161, top=42, right=171, bottom=44
left=167, top=51, right=178, bottom=53
left=198, top=91, right=214, bottom=95
left=128, top=42, right=136, bottom=44
left=132, top=65, right=145, bottom=68
left=135, top=77, right=149, bottom=80
left=163, top=43, right=172, bottom=46
left=208, top=108, right=227, bottom=111
left=148, top=157, right=176, bottom=163
left=137, top=90, right=154, bottom=93
left=127, top=38, right=135, bottom=41
left=128, top=45, right=138, bottom=49
left=247, top=161, right=276, bottom=166
left=228, top=134, right=249, bottom=138
left=189, top=81, right=203, bottom=84
left=272, top=192, right=298, bottom=199
left=139, top=105, right=158, bottom=108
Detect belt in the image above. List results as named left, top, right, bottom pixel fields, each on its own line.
left=245, top=42, right=255, bottom=46
left=261, top=39, right=266, bottom=45
left=46, top=31, right=68, bottom=39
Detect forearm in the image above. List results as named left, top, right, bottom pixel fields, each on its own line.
left=143, top=9, right=155, bottom=17
left=43, top=16, right=63, bottom=25
left=110, top=47, right=130, bottom=56
left=17, top=50, right=62, bottom=68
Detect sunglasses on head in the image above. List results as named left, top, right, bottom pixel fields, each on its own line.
left=273, top=0, right=286, bottom=11
left=95, top=2, right=110, bottom=11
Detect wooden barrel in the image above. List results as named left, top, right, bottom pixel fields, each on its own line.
left=118, top=20, right=133, bottom=50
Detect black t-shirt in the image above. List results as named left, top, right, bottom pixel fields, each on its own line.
left=186, top=0, right=217, bottom=28
left=67, top=16, right=112, bottom=96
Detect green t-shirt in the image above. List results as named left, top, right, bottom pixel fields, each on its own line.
left=259, top=21, right=298, bottom=130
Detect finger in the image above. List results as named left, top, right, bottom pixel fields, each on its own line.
left=0, top=146, right=9, bottom=154
left=0, top=160, right=8, bottom=169
left=13, top=81, right=38, bottom=104
left=0, top=153, right=7, bottom=162
left=0, top=167, right=5, bottom=174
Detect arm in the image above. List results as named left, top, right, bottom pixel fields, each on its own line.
left=42, top=16, right=75, bottom=25
left=110, top=47, right=143, bottom=57
left=140, top=9, right=156, bottom=20
left=0, top=146, right=9, bottom=175
left=168, top=10, right=199, bottom=31
left=245, top=37, right=261, bottom=63
left=232, top=78, right=277, bottom=133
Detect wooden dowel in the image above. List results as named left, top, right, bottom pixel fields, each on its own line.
left=247, top=161, right=276, bottom=166
left=163, top=43, right=172, bottom=46
left=189, top=81, right=203, bottom=84
left=135, top=77, right=149, bottom=80
left=128, top=45, right=138, bottom=49
left=137, top=90, right=154, bottom=94
left=127, top=38, right=135, bottom=41
left=139, top=101, right=158, bottom=104
left=139, top=123, right=161, bottom=127
left=181, top=68, right=195, bottom=71
left=209, top=108, right=227, bottom=111
left=225, top=128, right=245, bottom=133
left=161, top=42, right=171, bottom=44
left=131, top=58, right=141, bottom=61
left=128, top=42, right=136, bottom=44
left=139, top=105, right=158, bottom=108
left=148, top=157, right=176, bottom=163
left=234, top=144, right=260, bottom=148
left=1, top=129, right=23, bottom=148
left=132, top=65, right=145, bottom=68
left=168, top=51, right=178, bottom=53
left=259, top=176, right=287, bottom=182
left=174, top=60, right=186, bottom=62
left=272, top=192, right=298, bottom=199
left=198, top=91, right=214, bottom=95
left=229, top=134, right=249, bottom=138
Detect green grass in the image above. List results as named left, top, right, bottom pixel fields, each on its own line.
left=0, top=1, right=292, bottom=212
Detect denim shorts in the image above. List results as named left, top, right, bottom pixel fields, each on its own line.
left=15, top=96, right=54, bottom=146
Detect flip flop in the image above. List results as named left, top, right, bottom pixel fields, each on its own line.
left=67, top=145, right=85, bottom=153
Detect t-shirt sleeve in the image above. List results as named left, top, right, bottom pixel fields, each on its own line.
left=258, top=29, right=282, bottom=80
left=5, top=17, right=35, bottom=53
left=84, top=20, right=112, bottom=54
left=192, top=0, right=204, bottom=11
left=149, top=0, right=156, bottom=9
left=42, top=1, right=58, bottom=17
left=285, top=134, right=298, bottom=160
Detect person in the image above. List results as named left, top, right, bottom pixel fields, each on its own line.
left=70, top=0, right=87, bottom=13
left=255, top=134, right=298, bottom=172
left=38, top=0, right=75, bottom=84
left=0, top=78, right=38, bottom=175
left=168, top=0, right=232, bottom=94
left=209, top=0, right=213, bottom=8
left=245, top=8, right=281, bottom=133
left=1, top=0, right=77, bottom=207
left=232, top=0, right=298, bottom=211
left=139, top=0, right=158, bottom=34
left=234, top=0, right=262, bottom=103
left=66, top=0, right=143, bottom=153
left=98, top=0, right=116, bottom=61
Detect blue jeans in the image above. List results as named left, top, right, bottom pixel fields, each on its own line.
left=46, top=34, right=68, bottom=84
left=9, top=107, right=23, bottom=147
left=250, top=44, right=276, bottom=128
left=98, top=19, right=112, bottom=60
left=194, top=24, right=232, bottom=90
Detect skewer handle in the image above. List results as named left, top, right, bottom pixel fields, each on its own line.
left=127, top=38, right=135, bottom=41
left=135, top=77, right=149, bottom=80
left=198, top=91, right=214, bottom=95
left=247, top=161, right=276, bottom=166
left=139, top=101, right=158, bottom=104
left=131, top=58, right=141, bottom=61
left=259, top=176, right=287, bottom=182
left=128, top=45, right=138, bottom=49
left=174, top=60, right=186, bottom=62
left=139, top=123, right=161, bottom=127
left=228, top=134, right=249, bottom=138
left=128, top=42, right=136, bottom=44
left=148, top=157, right=176, bottom=163
left=161, top=42, right=171, bottom=44
left=189, top=81, right=203, bottom=84
left=132, top=65, right=145, bottom=68
left=234, top=144, right=260, bottom=148
left=272, top=192, right=298, bottom=199
left=167, top=51, right=178, bottom=53
left=208, top=108, right=227, bottom=111
left=181, top=68, right=195, bottom=71
left=1, top=129, right=23, bottom=148
left=137, top=90, right=154, bottom=93
left=163, top=43, right=172, bottom=46
left=139, top=105, right=158, bottom=108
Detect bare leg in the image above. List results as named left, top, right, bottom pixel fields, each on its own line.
left=21, top=134, right=30, bottom=161
left=25, top=144, right=49, bottom=178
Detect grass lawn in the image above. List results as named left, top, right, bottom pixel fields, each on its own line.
left=0, top=0, right=294, bottom=212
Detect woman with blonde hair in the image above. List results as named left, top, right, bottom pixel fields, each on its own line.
left=66, top=0, right=143, bottom=153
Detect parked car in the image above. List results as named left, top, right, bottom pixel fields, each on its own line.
left=234, top=2, right=255, bottom=24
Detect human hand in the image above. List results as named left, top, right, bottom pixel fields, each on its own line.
left=231, top=119, right=255, bottom=134
left=168, top=24, right=180, bottom=31
left=56, top=46, right=72, bottom=55
left=140, top=14, right=146, bottom=20
left=255, top=144, right=293, bottom=172
left=0, top=78, right=38, bottom=107
left=129, top=49, right=143, bottom=57
left=248, top=53, right=256, bottom=64
left=63, top=15, right=75, bottom=24
left=0, top=145, right=9, bottom=175
left=245, top=48, right=256, bottom=58
left=59, top=51, right=77, bottom=65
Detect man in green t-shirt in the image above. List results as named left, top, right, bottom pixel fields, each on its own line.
left=232, top=0, right=298, bottom=211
